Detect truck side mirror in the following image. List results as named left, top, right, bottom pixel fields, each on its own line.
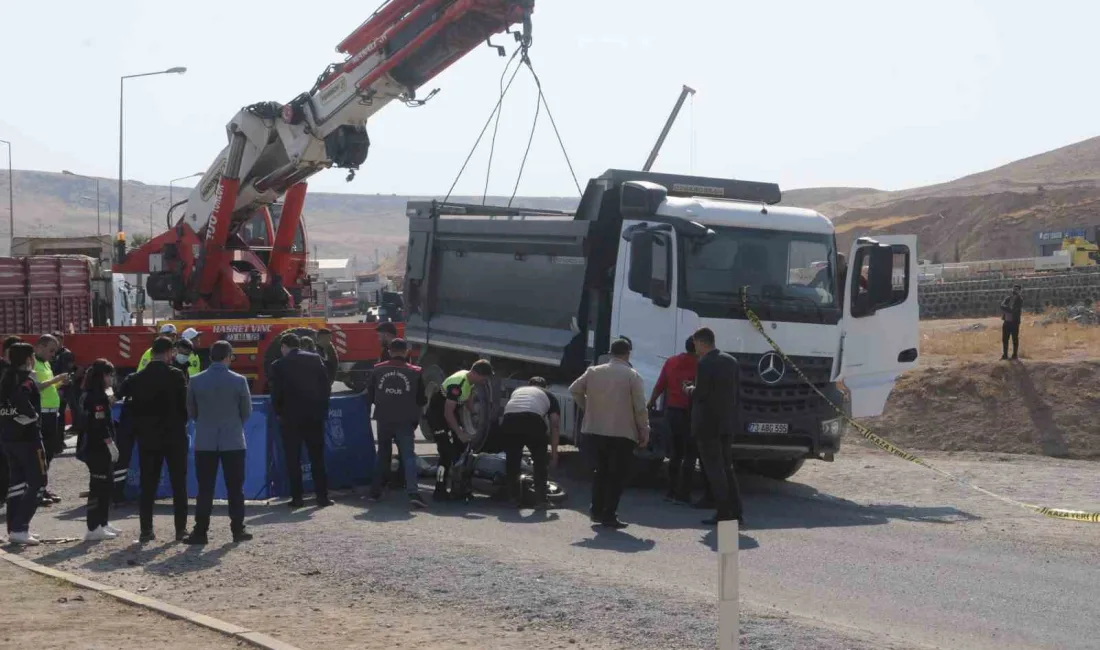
left=850, top=243, right=898, bottom=317
left=628, top=232, right=654, bottom=295
left=649, top=233, right=672, bottom=307
left=868, top=245, right=895, bottom=305
left=620, top=180, right=669, bottom=218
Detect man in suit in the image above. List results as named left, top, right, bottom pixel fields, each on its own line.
left=185, top=341, right=254, bottom=545
left=569, top=338, right=649, bottom=529
left=119, top=336, right=190, bottom=542
left=687, top=327, right=744, bottom=526
left=270, top=333, right=333, bottom=508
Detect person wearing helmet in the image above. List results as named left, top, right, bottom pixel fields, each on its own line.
left=137, top=324, right=179, bottom=371
left=178, top=328, right=203, bottom=375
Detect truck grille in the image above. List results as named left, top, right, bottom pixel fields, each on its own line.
left=735, top=353, right=834, bottom=417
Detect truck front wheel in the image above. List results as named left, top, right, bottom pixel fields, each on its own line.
left=418, top=360, right=444, bottom=444
left=742, top=458, right=805, bottom=481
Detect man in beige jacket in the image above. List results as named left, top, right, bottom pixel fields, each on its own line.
left=569, top=339, right=649, bottom=529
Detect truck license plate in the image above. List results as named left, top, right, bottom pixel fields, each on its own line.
left=748, top=422, right=789, bottom=434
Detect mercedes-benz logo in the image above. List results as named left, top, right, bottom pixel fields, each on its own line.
left=757, top=352, right=785, bottom=385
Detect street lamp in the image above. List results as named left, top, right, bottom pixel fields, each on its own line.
left=118, top=66, right=187, bottom=261
left=79, top=195, right=112, bottom=235
left=1, top=139, right=13, bottom=254
left=169, top=171, right=203, bottom=208
left=63, top=170, right=101, bottom=235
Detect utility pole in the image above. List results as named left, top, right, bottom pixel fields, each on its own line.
left=1, top=139, right=13, bottom=254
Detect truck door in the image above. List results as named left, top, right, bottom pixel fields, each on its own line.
left=611, top=225, right=679, bottom=389
left=838, top=235, right=919, bottom=417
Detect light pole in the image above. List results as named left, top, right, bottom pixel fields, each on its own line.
left=1, top=139, right=13, bottom=254
left=79, top=196, right=112, bottom=236
left=118, top=66, right=186, bottom=261
left=169, top=171, right=203, bottom=209
left=63, top=170, right=101, bottom=235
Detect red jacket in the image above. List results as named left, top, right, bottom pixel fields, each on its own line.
left=652, top=352, right=698, bottom=410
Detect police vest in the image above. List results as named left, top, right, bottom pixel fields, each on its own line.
left=370, top=361, right=422, bottom=424
left=440, top=370, right=473, bottom=404
left=35, top=358, right=60, bottom=409
left=139, top=348, right=200, bottom=376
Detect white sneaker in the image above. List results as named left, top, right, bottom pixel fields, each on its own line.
left=10, top=531, right=41, bottom=546
left=104, top=523, right=123, bottom=535
left=84, top=526, right=117, bottom=541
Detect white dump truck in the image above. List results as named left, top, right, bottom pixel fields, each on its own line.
left=403, top=169, right=918, bottom=480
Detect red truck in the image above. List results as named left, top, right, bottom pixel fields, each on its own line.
left=0, top=255, right=391, bottom=392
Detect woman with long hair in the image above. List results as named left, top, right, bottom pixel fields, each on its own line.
left=0, top=342, right=46, bottom=545
left=80, top=359, right=120, bottom=541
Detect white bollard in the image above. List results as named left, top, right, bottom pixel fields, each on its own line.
left=718, top=519, right=739, bottom=650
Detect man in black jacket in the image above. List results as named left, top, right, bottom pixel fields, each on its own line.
left=119, top=336, right=190, bottom=542
left=270, top=334, right=333, bottom=508
left=688, top=327, right=744, bottom=526
left=1000, top=284, right=1024, bottom=360
left=366, top=339, right=427, bottom=507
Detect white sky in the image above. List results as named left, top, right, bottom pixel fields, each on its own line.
left=2, top=0, right=1099, bottom=197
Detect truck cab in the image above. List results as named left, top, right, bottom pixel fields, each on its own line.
left=403, top=169, right=919, bottom=480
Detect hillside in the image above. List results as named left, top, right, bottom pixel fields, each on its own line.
left=8, top=134, right=1100, bottom=268
left=1, top=170, right=577, bottom=264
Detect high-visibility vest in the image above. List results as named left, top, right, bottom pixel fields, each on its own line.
left=138, top=348, right=200, bottom=376
left=35, top=358, right=60, bottom=409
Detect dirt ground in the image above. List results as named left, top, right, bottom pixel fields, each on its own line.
left=0, top=559, right=243, bottom=650
left=864, top=315, right=1100, bottom=459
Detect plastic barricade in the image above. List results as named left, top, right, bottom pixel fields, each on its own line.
left=113, top=393, right=375, bottom=501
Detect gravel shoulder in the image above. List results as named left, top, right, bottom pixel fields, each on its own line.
left=6, top=439, right=1097, bottom=650
left=0, top=558, right=243, bottom=650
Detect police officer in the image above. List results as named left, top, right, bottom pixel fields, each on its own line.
left=316, top=328, right=339, bottom=385
left=120, top=336, right=190, bottom=542
left=79, top=359, right=120, bottom=541
left=51, top=331, right=76, bottom=454
left=179, top=328, right=204, bottom=374
left=366, top=339, right=427, bottom=508
left=34, top=334, right=70, bottom=504
left=0, top=335, right=21, bottom=506
left=2, top=342, right=47, bottom=545
left=376, top=322, right=398, bottom=361
left=137, top=324, right=179, bottom=370
left=424, top=360, right=493, bottom=500
left=172, top=338, right=197, bottom=383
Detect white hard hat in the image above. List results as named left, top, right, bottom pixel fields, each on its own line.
left=181, top=327, right=200, bottom=341
left=159, top=323, right=178, bottom=335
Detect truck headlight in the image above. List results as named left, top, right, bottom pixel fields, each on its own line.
left=820, top=417, right=844, bottom=439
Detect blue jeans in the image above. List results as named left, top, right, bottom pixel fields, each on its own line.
left=372, top=421, right=418, bottom=496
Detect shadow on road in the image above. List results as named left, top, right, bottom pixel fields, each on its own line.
left=700, top=529, right=759, bottom=552
left=572, top=526, right=656, bottom=553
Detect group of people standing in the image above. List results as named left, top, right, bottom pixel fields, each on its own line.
left=569, top=328, right=744, bottom=530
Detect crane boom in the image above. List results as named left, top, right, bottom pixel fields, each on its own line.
left=116, top=0, right=535, bottom=317
left=643, top=84, right=695, bottom=172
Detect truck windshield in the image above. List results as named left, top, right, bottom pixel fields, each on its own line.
left=680, top=226, right=839, bottom=323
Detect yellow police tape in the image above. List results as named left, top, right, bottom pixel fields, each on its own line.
left=738, top=287, right=1100, bottom=523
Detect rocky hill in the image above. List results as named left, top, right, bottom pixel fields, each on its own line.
left=781, top=135, right=1100, bottom=261
left=0, top=170, right=577, bottom=264
left=7, top=134, right=1100, bottom=267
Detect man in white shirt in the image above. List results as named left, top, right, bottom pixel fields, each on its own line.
left=501, top=377, right=560, bottom=508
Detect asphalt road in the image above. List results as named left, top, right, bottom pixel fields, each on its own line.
left=9, top=439, right=1098, bottom=649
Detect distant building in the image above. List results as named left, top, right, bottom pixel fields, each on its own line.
left=1035, top=227, right=1095, bottom=256
left=314, top=258, right=354, bottom=282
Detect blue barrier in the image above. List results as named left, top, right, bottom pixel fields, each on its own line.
left=114, top=393, right=375, bottom=500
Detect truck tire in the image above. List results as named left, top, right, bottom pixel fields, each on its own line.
left=344, top=361, right=373, bottom=393
left=418, top=361, right=444, bottom=444
left=743, top=458, right=805, bottom=481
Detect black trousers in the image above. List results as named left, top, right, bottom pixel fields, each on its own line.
left=589, top=434, right=637, bottom=522
left=138, top=442, right=189, bottom=535
left=282, top=424, right=328, bottom=502
left=1002, top=321, right=1020, bottom=357
left=194, top=450, right=246, bottom=534
left=502, top=412, right=549, bottom=502
left=113, top=411, right=136, bottom=501
left=695, top=436, right=743, bottom=520
left=41, top=413, right=61, bottom=462
left=2, top=438, right=47, bottom=533
left=83, top=448, right=112, bottom=531
left=433, top=430, right=468, bottom=495
left=0, top=444, right=8, bottom=504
